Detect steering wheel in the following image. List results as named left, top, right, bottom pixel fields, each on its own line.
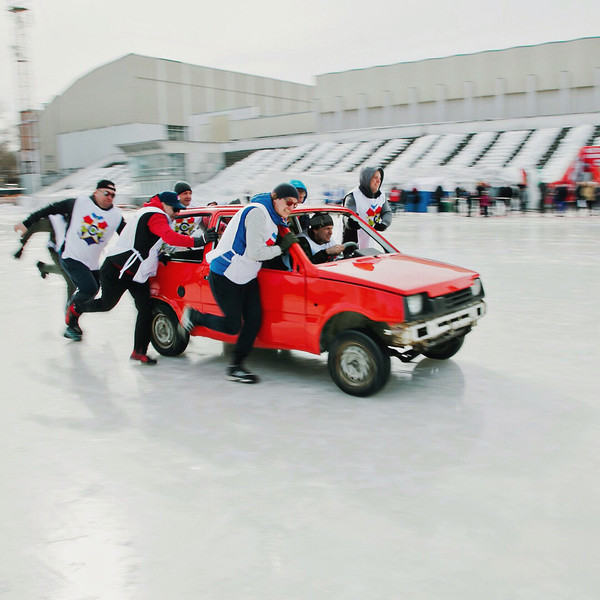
left=342, top=241, right=358, bottom=258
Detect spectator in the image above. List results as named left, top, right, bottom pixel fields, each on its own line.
left=389, top=186, right=401, bottom=213
left=555, top=184, right=568, bottom=215
left=478, top=183, right=492, bottom=217
left=433, top=185, right=444, bottom=212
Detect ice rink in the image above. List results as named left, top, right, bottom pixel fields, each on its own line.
left=1, top=205, right=599, bottom=599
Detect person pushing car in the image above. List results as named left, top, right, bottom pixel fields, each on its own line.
left=181, top=183, right=300, bottom=383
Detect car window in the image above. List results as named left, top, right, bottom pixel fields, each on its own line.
left=162, top=212, right=212, bottom=263
left=214, top=216, right=233, bottom=248
left=291, top=211, right=395, bottom=259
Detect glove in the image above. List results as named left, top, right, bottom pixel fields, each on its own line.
left=159, top=253, right=170, bottom=265
left=193, top=227, right=217, bottom=246
left=277, top=232, right=298, bottom=253
left=374, top=222, right=387, bottom=231
left=346, top=216, right=360, bottom=230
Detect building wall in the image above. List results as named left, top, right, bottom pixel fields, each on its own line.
left=38, top=54, right=314, bottom=174
left=37, top=39, right=600, bottom=180
left=315, top=37, right=600, bottom=132
left=56, top=124, right=164, bottom=171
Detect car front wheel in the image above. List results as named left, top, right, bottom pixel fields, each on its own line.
left=150, top=303, right=189, bottom=356
left=327, top=330, right=391, bottom=397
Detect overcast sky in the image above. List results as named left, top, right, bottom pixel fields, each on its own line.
left=0, top=0, right=599, bottom=124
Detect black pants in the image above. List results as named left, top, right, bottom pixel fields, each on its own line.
left=79, top=260, right=153, bottom=354
left=60, top=257, right=100, bottom=306
left=201, top=271, right=262, bottom=366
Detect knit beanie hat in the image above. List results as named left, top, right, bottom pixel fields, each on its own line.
left=289, top=179, right=308, bottom=201
left=272, top=183, right=299, bottom=200
left=174, top=181, right=192, bottom=195
left=310, top=212, right=334, bottom=229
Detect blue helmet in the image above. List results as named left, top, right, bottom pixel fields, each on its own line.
left=289, top=179, right=308, bottom=202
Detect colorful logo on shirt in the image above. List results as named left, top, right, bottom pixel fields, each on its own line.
left=366, top=203, right=382, bottom=226
left=174, top=217, right=197, bottom=235
left=266, top=232, right=277, bottom=246
left=79, top=212, right=109, bottom=245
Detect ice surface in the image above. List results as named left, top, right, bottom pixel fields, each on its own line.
left=1, top=205, right=599, bottom=599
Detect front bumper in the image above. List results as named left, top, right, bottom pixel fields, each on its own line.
left=386, top=300, right=487, bottom=348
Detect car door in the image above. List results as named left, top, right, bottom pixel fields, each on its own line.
left=199, top=214, right=233, bottom=315
left=158, top=212, right=213, bottom=312
left=256, top=244, right=308, bottom=351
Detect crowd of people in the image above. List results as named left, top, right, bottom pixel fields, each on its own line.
left=13, top=167, right=392, bottom=382
left=383, top=181, right=599, bottom=216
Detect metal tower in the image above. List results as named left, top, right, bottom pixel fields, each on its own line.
left=8, top=3, right=41, bottom=192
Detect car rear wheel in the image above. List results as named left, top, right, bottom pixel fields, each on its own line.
left=327, top=330, right=390, bottom=397
left=421, top=335, right=465, bottom=360
left=150, top=302, right=189, bottom=356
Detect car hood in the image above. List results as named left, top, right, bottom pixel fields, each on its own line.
left=315, top=252, right=478, bottom=297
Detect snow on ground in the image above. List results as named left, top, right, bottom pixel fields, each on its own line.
left=1, top=205, right=599, bottom=599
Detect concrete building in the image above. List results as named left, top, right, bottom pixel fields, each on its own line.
left=38, top=54, right=314, bottom=197
left=37, top=38, right=600, bottom=199
left=315, top=37, right=600, bottom=132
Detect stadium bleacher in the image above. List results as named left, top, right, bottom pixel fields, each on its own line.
left=30, top=122, right=600, bottom=208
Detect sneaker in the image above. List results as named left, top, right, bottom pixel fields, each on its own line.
left=63, top=326, right=82, bottom=342
left=130, top=351, right=158, bottom=365
left=36, top=261, right=48, bottom=279
left=65, top=301, right=81, bottom=331
left=181, top=307, right=200, bottom=333
left=227, top=365, right=259, bottom=384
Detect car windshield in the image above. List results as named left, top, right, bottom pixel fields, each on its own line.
left=288, top=210, right=395, bottom=258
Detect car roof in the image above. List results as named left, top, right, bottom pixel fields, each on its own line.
left=177, top=204, right=349, bottom=216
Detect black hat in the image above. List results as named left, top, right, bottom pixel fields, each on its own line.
left=309, top=212, right=334, bottom=229
left=158, top=191, right=185, bottom=211
left=174, top=181, right=192, bottom=195
left=97, top=179, right=116, bottom=191
left=272, top=183, right=299, bottom=200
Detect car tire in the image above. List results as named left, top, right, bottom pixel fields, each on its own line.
left=150, top=302, right=189, bottom=356
left=327, top=329, right=390, bottom=397
left=421, top=335, right=465, bottom=360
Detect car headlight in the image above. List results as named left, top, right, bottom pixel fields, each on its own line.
left=470, top=278, right=482, bottom=296
left=405, top=294, right=424, bottom=316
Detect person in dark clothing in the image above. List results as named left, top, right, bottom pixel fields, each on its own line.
left=14, top=180, right=126, bottom=340
left=433, top=185, right=444, bottom=212
left=13, top=214, right=76, bottom=304
left=68, top=191, right=217, bottom=363
left=297, top=213, right=345, bottom=264
left=555, top=184, right=568, bottom=215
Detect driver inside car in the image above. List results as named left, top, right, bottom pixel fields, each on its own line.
left=297, top=213, right=346, bottom=264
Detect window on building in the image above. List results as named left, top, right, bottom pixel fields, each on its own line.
left=167, top=125, right=187, bottom=141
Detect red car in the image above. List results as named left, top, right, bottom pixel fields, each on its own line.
left=149, top=205, right=486, bottom=396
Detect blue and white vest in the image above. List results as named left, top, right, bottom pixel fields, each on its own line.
left=206, top=203, right=278, bottom=285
